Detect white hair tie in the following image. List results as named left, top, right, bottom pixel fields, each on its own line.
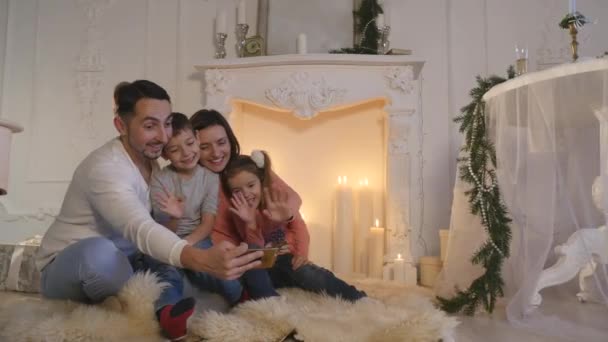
left=251, top=150, right=265, bottom=168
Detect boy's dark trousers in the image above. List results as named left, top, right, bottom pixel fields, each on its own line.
left=242, top=254, right=366, bottom=302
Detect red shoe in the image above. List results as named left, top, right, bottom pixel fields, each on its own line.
left=157, top=297, right=195, bottom=341
left=238, top=288, right=251, bottom=304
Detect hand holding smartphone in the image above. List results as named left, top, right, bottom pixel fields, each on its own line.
left=247, top=247, right=279, bottom=268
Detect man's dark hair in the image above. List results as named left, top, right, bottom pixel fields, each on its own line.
left=113, top=80, right=171, bottom=119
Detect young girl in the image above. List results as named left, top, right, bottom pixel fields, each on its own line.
left=221, top=150, right=366, bottom=302
left=189, top=109, right=307, bottom=269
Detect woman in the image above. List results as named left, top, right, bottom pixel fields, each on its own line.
left=189, top=109, right=310, bottom=270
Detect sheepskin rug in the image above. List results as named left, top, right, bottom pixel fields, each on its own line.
left=0, top=272, right=458, bottom=342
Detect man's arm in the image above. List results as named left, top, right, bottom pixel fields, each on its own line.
left=86, top=164, right=186, bottom=266
left=86, top=160, right=263, bottom=278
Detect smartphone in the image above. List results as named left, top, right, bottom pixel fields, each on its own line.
left=248, top=247, right=279, bottom=268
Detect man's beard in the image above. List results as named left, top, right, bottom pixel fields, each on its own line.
left=142, top=145, right=163, bottom=160
left=124, top=128, right=163, bottom=160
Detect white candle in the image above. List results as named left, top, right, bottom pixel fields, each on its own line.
left=393, top=253, right=405, bottom=282
left=382, top=263, right=393, bottom=281
left=569, top=0, right=576, bottom=13
left=333, top=176, right=354, bottom=274
left=215, top=11, right=227, bottom=33
left=237, top=0, right=246, bottom=24
left=367, top=219, right=384, bottom=278
left=376, top=14, right=385, bottom=28
left=297, top=33, right=307, bottom=54
left=355, top=178, right=373, bottom=275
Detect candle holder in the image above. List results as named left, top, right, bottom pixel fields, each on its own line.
left=377, top=25, right=391, bottom=55
left=235, top=23, right=249, bottom=58
left=568, top=22, right=579, bottom=62
left=214, top=32, right=227, bottom=59
left=559, top=11, right=589, bottom=63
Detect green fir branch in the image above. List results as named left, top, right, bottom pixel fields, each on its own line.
left=329, top=0, right=383, bottom=55
left=559, top=11, right=589, bottom=29
left=437, top=68, right=514, bottom=315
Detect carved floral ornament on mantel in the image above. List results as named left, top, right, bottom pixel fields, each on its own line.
left=205, top=69, right=232, bottom=95
left=265, top=72, right=347, bottom=119
left=385, top=66, right=414, bottom=94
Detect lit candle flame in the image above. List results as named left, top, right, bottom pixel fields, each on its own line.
left=364, top=178, right=369, bottom=186
left=344, top=176, right=348, bottom=184
left=397, top=253, right=403, bottom=260
left=338, top=176, right=342, bottom=185
left=375, top=219, right=379, bottom=227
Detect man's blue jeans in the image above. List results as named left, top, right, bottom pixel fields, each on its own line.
left=40, top=236, right=241, bottom=310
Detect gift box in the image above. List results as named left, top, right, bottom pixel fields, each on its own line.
left=0, top=235, right=42, bottom=293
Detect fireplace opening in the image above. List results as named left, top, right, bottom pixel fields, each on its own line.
left=229, top=98, right=388, bottom=269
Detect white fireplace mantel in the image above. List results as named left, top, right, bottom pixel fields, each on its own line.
left=196, top=54, right=425, bottom=281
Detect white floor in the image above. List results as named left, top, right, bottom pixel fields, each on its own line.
left=453, top=286, right=608, bottom=342
left=1, top=284, right=607, bottom=341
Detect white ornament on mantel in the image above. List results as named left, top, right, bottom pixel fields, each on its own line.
left=205, top=69, right=232, bottom=95
left=265, top=72, right=346, bottom=119
left=385, top=66, right=415, bottom=94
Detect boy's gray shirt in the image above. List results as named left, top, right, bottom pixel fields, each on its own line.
left=150, top=164, right=219, bottom=238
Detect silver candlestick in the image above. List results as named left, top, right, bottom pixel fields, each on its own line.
left=236, top=23, right=249, bottom=57
left=215, top=32, right=227, bottom=59
left=377, top=25, right=391, bottom=55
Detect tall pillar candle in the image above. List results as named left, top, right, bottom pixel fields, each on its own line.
left=237, top=0, right=246, bottom=24
left=333, top=176, right=354, bottom=274
left=569, top=0, right=576, bottom=14
left=215, top=11, right=227, bottom=33
left=393, top=253, right=405, bottom=282
left=367, top=219, right=384, bottom=278
left=355, top=179, right=373, bottom=275
left=297, top=33, right=307, bottom=54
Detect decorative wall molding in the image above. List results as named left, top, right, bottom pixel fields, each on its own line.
left=265, top=72, right=347, bottom=119
left=0, top=206, right=58, bottom=223
left=73, top=0, right=113, bottom=155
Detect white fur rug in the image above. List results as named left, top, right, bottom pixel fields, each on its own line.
left=0, top=272, right=458, bottom=342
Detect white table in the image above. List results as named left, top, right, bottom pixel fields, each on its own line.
left=483, top=59, right=608, bottom=309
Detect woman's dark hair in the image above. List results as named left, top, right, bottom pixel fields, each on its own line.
left=113, top=80, right=171, bottom=120
left=190, top=109, right=240, bottom=160
left=220, top=151, right=273, bottom=207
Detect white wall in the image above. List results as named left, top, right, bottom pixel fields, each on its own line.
left=0, top=0, right=8, bottom=116
left=1, top=0, right=608, bottom=255
left=0, top=0, right=259, bottom=242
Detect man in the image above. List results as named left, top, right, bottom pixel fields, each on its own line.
left=36, top=80, right=262, bottom=341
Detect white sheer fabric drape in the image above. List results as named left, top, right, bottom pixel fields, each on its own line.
left=437, top=59, right=608, bottom=340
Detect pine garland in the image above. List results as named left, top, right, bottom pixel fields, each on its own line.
left=330, top=0, right=383, bottom=54
left=437, top=66, right=515, bottom=315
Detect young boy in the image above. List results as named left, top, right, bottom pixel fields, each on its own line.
left=150, top=112, right=242, bottom=304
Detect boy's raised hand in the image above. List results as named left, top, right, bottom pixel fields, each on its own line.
left=262, top=187, right=292, bottom=223
left=154, top=185, right=185, bottom=219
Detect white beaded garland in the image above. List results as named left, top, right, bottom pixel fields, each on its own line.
left=465, top=103, right=504, bottom=257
